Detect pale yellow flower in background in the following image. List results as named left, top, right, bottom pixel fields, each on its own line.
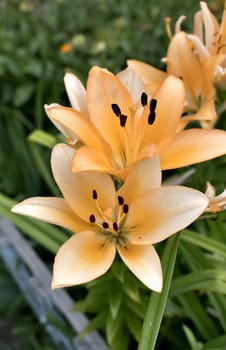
left=128, top=31, right=217, bottom=129
left=205, top=182, right=226, bottom=213
left=11, top=144, right=208, bottom=291
left=45, top=66, right=226, bottom=176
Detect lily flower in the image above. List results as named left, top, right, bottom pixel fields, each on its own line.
left=128, top=31, right=217, bottom=128
left=11, top=144, right=208, bottom=291
left=45, top=66, right=226, bottom=177
left=205, top=182, right=226, bottom=213
left=184, top=1, right=226, bottom=90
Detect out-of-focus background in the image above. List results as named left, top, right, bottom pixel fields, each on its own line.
left=0, top=1, right=225, bottom=349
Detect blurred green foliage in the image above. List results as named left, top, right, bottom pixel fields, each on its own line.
left=0, top=0, right=226, bottom=349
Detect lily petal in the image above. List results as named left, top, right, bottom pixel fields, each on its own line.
left=167, top=32, right=206, bottom=106
left=12, top=197, right=88, bottom=232
left=117, top=66, right=144, bottom=104
left=127, top=186, right=208, bottom=244
left=52, top=231, right=116, bottom=288
left=51, top=144, right=116, bottom=222
left=141, top=75, right=185, bottom=145
left=64, top=73, right=88, bottom=115
left=45, top=104, right=104, bottom=151
left=199, top=1, right=219, bottom=49
left=127, top=59, right=166, bottom=94
left=118, top=156, right=161, bottom=204
left=72, top=146, right=121, bottom=176
left=159, top=129, right=226, bottom=169
left=118, top=243, right=162, bottom=291
left=87, top=66, right=134, bottom=158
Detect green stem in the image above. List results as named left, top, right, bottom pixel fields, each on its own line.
left=138, top=233, right=180, bottom=350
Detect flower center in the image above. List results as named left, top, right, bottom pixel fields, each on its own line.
left=110, top=92, right=158, bottom=169
left=88, top=189, right=129, bottom=246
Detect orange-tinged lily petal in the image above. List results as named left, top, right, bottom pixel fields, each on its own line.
left=11, top=197, right=88, bottom=232
left=52, top=231, right=116, bottom=288
left=118, top=156, right=161, bottom=204
left=199, top=1, right=219, bottom=50
left=159, top=129, right=226, bottom=170
left=118, top=243, right=162, bottom=291
left=64, top=72, right=88, bottom=115
left=45, top=104, right=105, bottom=151
left=141, top=75, right=185, bottom=145
left=87, top=66, right=134, bottom=158
left=127, top=59, right=166, bottom=94
left=72, top=146, right=122, bottom=177
left=127, top=186, right=208, bottom=245
left=51, top=144, right=115, bottom=222
left=167, top=32, right=207, bottom=106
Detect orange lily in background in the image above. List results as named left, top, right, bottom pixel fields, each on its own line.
left=128, top=31, right=217, bottom=128
left=12, top=144, right=208, bottom=291
left=185, top=1, right=226, bottom=90
left=45, top=66, right=226, bottom=177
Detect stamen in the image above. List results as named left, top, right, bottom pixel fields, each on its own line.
left=102, top=222, right=109, bottom=229
left=92, top=189, right=98, bottom=200
left=119, top=114, right=127, bottom=127
left=117, top=196, right=124, bottom=205
left=113, top=222, right=118, bottom=231
left=111, top=103, right=121, bottom=117
left=89, top=214, right=96, bottom=223
left=148, top=99, right=157, bottom=125
left=123, top=204, right=129, bottom=214
left=148, top=111, right=156, bottom=125
left=141, top=92, right=148, bottom=107
left=150, top=98, right=157, bottom=112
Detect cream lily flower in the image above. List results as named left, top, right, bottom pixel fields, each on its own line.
left=205, top=182, right=226, bottom=213
left=45, top=66, right=226, bottom=176
left=128, top=31, right=217, bottom=128
left=11, top=143, right=208, bottom=291
left=185, top=1, right=226, bottom=89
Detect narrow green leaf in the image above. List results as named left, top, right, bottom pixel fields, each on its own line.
left=171, top=269, right=226, bottom=296
left=28, top=129, right=58, bottom=149
left=208, top=293, right=226, bottom=332
left=107, top=281, right=123, bottom=319
left=79, top=310, right=108, bottom=338
left=124, top=308, right=142, bottom=342
left=177, top=292, right=219, bottom=340
left=106, top=311, right=123, bottom=345
left=182, top=230, right=226, bottom=259
left=182, top=324, right=202, bottom=350
left=138, top=233, right=180, bottom=350
left=203, top=335, right=226, bottom=349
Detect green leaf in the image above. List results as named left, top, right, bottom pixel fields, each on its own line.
left=171, top=269, right=226, bottom=296
left=181, top=230, right=226, bottom=259
left=79, top=310, right=107, bottom=338
left=203, top=335, right=226, bottom=349
left=124, top=307, right=142, bottom=342
left=110, top=323, right=130, bottom=350
left=106, top=311, right=123, bottom=345
left=182, top=324, right=202, bottom=350
left=123, top=271, right=142, bottom=303
left=138, top=233, right=180, bottom=350
left=107, top=281, right=123, bottom=319
left=28, top=129, right=58, bottom=149
left=177, top=292, right=219, bottom=340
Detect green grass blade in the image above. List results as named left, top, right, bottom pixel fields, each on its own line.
left=138, top=233, right=180, bottom=350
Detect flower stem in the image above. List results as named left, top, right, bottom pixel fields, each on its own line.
left=138, top=233, right=181, bottom=350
